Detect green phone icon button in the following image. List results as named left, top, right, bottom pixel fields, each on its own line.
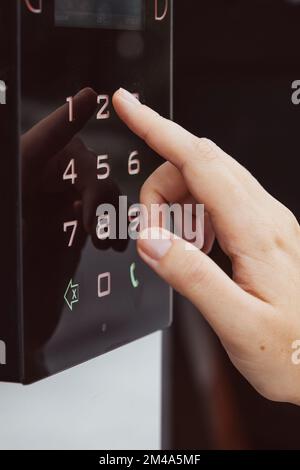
left=130, top=262, right=139, bottom=289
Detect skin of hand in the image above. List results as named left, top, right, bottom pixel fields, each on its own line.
left=113, top=87, right=300, bottom=406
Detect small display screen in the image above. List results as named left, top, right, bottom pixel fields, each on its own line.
left=55, top=0, right=144, bottom=31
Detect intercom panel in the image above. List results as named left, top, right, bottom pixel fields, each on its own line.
left=0, top=0, right=172, bottom=384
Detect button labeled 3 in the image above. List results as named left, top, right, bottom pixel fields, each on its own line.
left=64, top=279, right=79, bottom=311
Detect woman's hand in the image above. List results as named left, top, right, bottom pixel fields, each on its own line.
left=113, top=88, right=300, bottom=406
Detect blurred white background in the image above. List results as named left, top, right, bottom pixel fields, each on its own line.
left=0, top=332, right=162, bottom=450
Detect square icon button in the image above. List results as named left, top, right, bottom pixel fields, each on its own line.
left=98, top=272, right=111, bottom=298
left=0, top=80, right=7, bottom=104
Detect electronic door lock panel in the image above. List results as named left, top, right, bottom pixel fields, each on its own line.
left=0, top=0, right=173, bottom=384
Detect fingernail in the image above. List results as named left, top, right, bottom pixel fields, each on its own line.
left=139, top=228, right=173, bottom=261
left=118, top=88, right=141, bottom=106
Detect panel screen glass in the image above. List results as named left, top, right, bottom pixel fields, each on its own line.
left=21, top=0, right=172, bottom=383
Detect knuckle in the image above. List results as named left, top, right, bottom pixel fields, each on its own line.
left=168, top=250, right=211, bottom=293
left=192, top=137, right=219, bottom=163
left=180, top=137, right=220, bottom=177
left=284, top=208, right=299, bottom=231
left=268, top=204, right=300, bottom=250
left=272, top=199, right=298, bottom=227
left=181, top=137, right=226, bottom=178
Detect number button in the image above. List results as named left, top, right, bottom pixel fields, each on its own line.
left=97, top=155, right=110, bottom=180
left=66, top=96, right=75, bottom=122
left=128, top=150, right=141, bottom=176
left=63, top=159, right=77, bottom=185
left=96, top=214, right=110, bottom=241
left=97, top=95, right=110, bottom=120
left=64, top=221, right=78, bottom=247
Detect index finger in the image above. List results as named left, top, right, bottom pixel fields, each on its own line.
left=113, top=89, right=255, bottom=210
left=113, top=88, right=259, bottom=218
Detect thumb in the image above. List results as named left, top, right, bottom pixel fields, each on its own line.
left=138, top=227, right=255, bottom=342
